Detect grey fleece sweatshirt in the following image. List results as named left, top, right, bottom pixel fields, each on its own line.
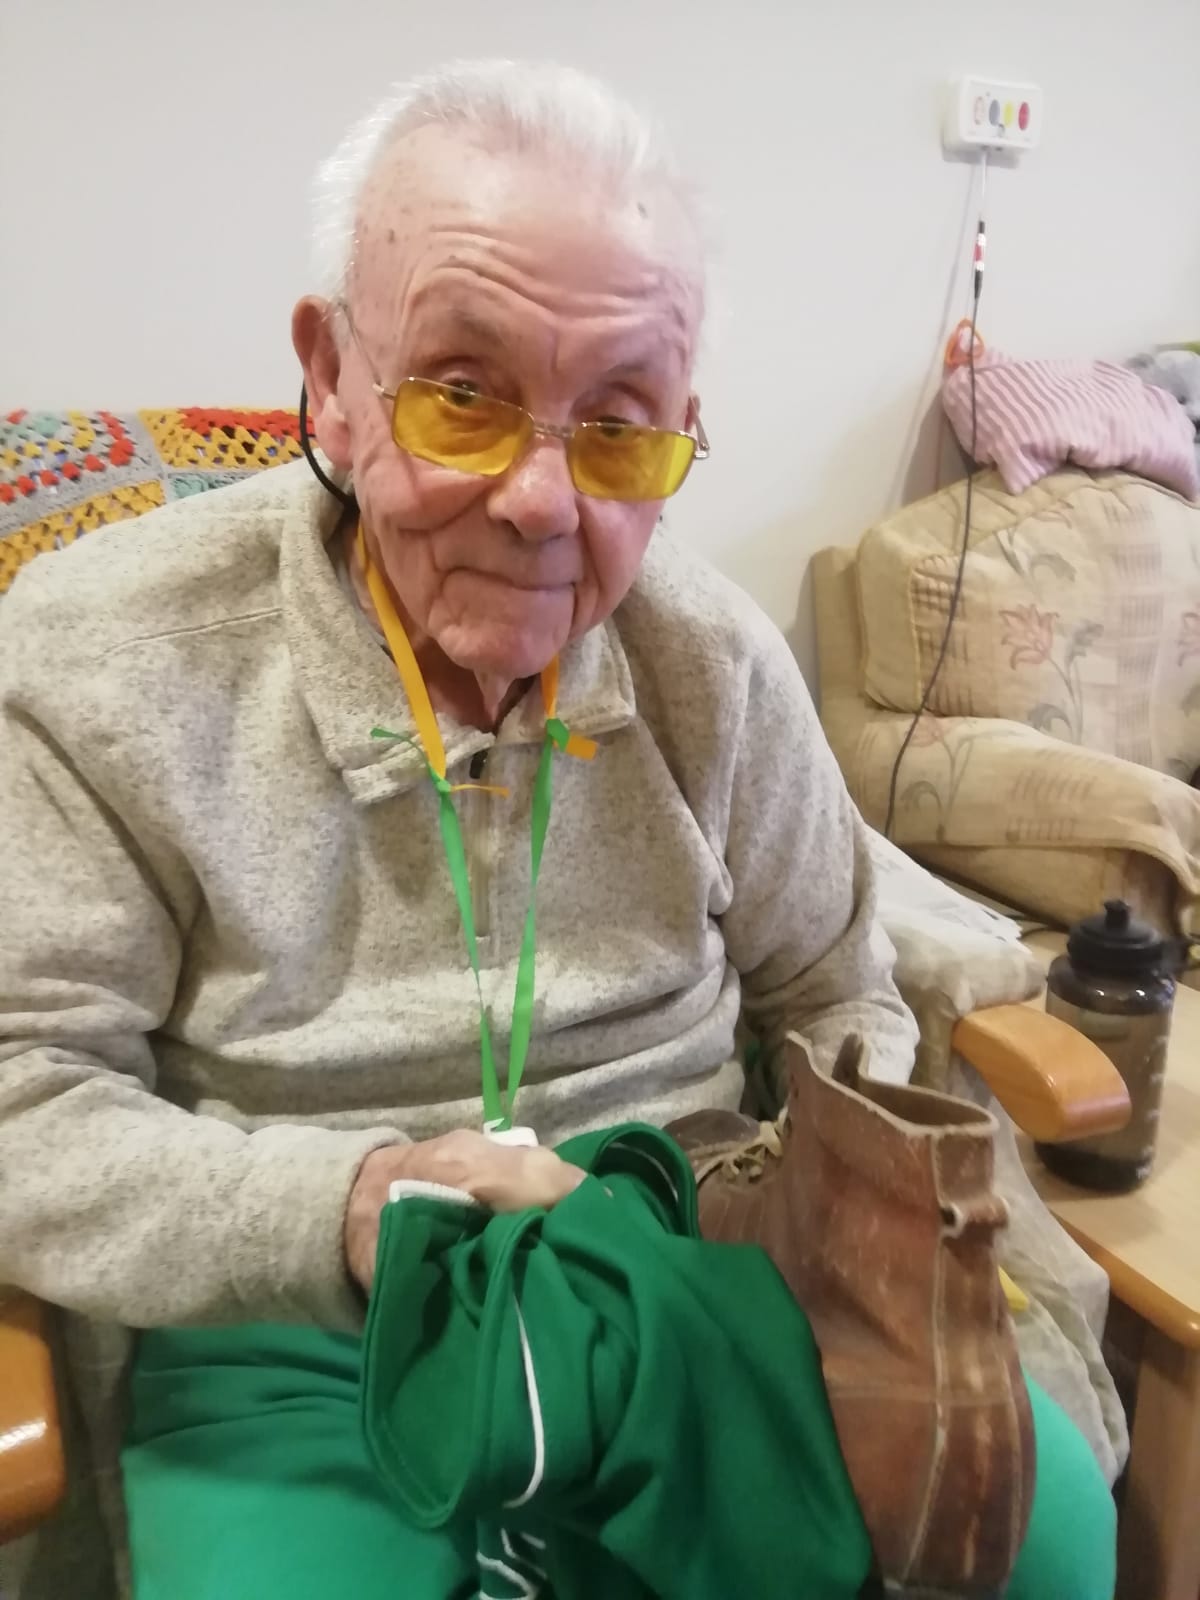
left=0, top=460, right=916, bottom=1335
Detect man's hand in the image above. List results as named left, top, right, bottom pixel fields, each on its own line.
left=344, top=1131, right=586, bottom=1295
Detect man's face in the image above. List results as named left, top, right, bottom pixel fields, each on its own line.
left=303, top=128, right=702, bottom=684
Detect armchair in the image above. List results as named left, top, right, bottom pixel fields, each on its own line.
left=813, top=468, right=1200, bottom=940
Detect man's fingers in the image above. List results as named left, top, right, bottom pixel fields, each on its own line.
left=362, top=1132, right=587, bottom=1213
left=345, top=1136, right=587, bottom=1294
left=470, top=1145, right=586, bottom=1212
left=515, top=1147, right=587, bottom=1209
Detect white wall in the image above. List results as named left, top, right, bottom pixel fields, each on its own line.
left=3, top=0, right=1198, bottom=685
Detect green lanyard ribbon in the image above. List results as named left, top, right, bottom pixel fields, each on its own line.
left=359, top=524, right=596, bottom=1133
left=370, top=719, right=572, bottom=1130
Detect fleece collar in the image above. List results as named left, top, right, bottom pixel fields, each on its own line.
left=278, top=471, right=638, bottom=804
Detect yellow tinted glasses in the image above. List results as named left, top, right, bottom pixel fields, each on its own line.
left=371, top=376, right=708, bottom=503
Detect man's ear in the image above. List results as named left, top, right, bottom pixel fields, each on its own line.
left=292, top=296, right=352, bottom=472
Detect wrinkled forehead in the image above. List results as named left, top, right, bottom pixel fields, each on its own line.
left=349, top=125, right=704, bottom=373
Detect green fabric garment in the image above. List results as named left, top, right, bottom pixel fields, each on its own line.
left=360, top=1123, right=872, bottom=1599
left=123, top=1329, right=1115, bottom=1600
left=122, top=1121, right=1117, bottom=1600
left=124, top=1323, right=478, bottom=1599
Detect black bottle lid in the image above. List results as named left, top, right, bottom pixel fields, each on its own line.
left=1066, top=899, right=1166, bottom=979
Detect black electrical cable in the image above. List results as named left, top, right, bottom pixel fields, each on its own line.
left=882, top=224, right=985, bottom=841
left=298, top=382, right=356, bottom=509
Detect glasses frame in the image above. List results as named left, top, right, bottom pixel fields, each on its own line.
left=337, top=302, right=710, bottom=497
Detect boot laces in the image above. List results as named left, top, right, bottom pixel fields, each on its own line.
left=692, top=1116, right=785, bottom=1186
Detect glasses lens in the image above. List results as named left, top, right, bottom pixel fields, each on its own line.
left=570, top=422, right=698, bottom=502
left=391, top=380, right=529, bottom=476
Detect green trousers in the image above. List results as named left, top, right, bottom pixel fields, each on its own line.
left=124, top=1127, right=1117, bottom=1599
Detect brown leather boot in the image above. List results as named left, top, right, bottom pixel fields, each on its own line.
left=668, top=1033, right=1035, bottom=1597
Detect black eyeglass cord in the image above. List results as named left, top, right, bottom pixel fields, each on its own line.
left=298, top=383, right=356, bottom=509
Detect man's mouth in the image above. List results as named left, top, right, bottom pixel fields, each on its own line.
left=453, top=568, right=576, bottom=594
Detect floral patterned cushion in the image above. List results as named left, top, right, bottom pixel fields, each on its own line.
left=855, top=467, right=1200, bottom=780
left=0, top=408, right=302, bottom=596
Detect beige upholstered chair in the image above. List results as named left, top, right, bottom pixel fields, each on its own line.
left=813, top=467, right=1200, bottom=938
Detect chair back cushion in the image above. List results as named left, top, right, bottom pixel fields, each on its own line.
left=856, top=468, right=1200, bottom=779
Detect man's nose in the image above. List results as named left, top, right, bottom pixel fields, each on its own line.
left=485, top=434, right=580, bottom=542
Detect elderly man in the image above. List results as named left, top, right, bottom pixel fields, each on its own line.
left=0, top=59, right=1114, bottom=1600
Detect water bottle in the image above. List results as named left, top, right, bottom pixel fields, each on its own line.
left=1035, top=900, right=1174, bottom=1191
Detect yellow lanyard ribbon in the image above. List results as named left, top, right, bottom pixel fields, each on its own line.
left=358, top=525, right=595, bottom=1129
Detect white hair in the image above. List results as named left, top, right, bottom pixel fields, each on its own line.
left=310, top=58, right=704, bottom=307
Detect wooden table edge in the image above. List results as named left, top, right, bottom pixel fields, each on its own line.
left=1050, top=1218, right=1200, bottom=1349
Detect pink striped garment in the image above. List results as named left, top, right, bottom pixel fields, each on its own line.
left=942, top=352, right=1199, bottom=499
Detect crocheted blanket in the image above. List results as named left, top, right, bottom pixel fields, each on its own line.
left=0, top=408, right=302, bottom=594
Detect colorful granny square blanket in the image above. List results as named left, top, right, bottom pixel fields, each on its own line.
left=0, top=408, right=302, bottom=594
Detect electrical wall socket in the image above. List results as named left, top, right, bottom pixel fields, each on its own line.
left=944, top=76, right=1043, bottom=155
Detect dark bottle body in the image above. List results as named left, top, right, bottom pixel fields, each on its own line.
left=1035, top=955, right=1173, bottom=1191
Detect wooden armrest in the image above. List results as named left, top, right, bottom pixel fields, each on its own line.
left=950, top=1004, right=1131, bottom=1143
left=0, top=1291, right=65, bottom=1545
